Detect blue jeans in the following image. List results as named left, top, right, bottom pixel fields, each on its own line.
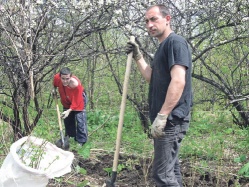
left=153, top=119, right=189, bottom=187
left=64, top=109, right=88, bottom=144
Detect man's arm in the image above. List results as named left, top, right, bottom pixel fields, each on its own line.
left=125, top=40, right=152, bottom=83
left=69, top=77, right=79, bottom=88
left=135, top=57, right=152, bottom=83
left=159, top=65, right=186, bottom=115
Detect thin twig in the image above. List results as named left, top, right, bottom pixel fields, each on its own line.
left=88, top=115, right=112, bottom=137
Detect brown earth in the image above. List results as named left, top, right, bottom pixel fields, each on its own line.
left=48, top=150, right=249, bottom=187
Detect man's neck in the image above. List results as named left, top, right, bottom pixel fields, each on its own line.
left=158, top=29, right=173, bottom=43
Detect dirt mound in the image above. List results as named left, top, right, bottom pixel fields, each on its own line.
left=48, top=152, right=249, bottom=187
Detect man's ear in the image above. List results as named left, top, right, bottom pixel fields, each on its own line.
left=166, top=15, right=171, bottom=21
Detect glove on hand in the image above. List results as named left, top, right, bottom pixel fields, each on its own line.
left=51, top=88, right=57, bottom=99
left=61, top=109, right=71, bottom=119
left=151, top=113, right=168, bottom=138
left=51, top=88, right=58, bottom=99
left=125, top=40, right=142, bottom=61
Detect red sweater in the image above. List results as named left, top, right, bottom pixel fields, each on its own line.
left=53, top=73, right=84, bottom=111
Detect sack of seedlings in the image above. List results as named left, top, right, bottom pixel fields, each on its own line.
left=0, top=136, right=74, bottom=187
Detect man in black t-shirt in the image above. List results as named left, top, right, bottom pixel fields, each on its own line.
left=126, top=4, right=192, bottom=187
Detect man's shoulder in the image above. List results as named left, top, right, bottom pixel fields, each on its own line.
left=162, top=33, right=189, bottom=50
left=54, top=73, right=60, bottom=79
left=168, top=33, right=187, bottom=43
left=53, top=73, right=61, bottom=86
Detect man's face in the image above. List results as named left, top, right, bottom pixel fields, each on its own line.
left=145, top=6, right=169, bottom=39
left=60, top=74, right=71, bottom=86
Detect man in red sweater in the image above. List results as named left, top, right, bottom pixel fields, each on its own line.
left=53, top=67, right=88, bottom=146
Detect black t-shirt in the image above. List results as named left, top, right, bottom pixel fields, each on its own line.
left=148, top=33, right=193, bottom=122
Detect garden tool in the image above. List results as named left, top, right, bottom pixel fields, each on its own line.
left=54, top=93, right=70, bottom=150
left=105, top=36, right=135, bottom=187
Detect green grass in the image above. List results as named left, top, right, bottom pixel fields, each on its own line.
left=86, top=108, right=153, bottom=156
left=181, top=110, right=242, bottom=159
left=180, top=109, right=249, bottom=179
left=2, top=106, right=249, bottom=179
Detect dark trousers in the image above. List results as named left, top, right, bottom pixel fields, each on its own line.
left=63, top=109, right=88, bottom=144
left=153, top=119, right=189, bottom=187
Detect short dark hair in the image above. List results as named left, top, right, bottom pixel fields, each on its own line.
left=60, top=67, right=72, bottom=76
left=147, top=4, right=171, bottom=17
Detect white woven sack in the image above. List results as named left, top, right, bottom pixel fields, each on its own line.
left=0, top=136, right=74, bottom=187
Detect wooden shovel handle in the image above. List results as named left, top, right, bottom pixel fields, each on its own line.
left=112, top=36, right=135, bottom=171
left=54, top=93, right=63, bottom=131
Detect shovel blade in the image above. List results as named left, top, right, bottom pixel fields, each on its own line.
left=105, top=180, right=115, bottom=187
left=105, top=171, right=117, bottom=187
left=55, top=136, right=70, bottom=150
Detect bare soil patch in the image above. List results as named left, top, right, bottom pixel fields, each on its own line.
left=48, top=150, right=249, bottom=187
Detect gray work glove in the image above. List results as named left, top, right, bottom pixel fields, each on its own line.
left=51, top=88, right=57, bottom=99
left=125, top=40, right=142, bottom=61
left=151, top=113, right=168, bottom=138
left=61, top=109, right=71, bottom=119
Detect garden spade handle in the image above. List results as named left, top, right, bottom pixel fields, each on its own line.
left=106, top=36, right=135, bottom=187
left=54, top=93, right=65, bottom=147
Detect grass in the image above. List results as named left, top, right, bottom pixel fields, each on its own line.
left=181, top=110, right=248, bottom=160
left=86, top=108, right=153, bottom=156
left=1, top=106, right=249, bottom=184
left=180, top=109, right=249, bottom=184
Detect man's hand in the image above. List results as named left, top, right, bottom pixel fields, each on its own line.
left=61, top=109, right=71, bottom=119
left=151, top=113, right=168, bottom=138
left=51, top=88, right=57, bottom=99
left=125, top=40, right=142, bottom=61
